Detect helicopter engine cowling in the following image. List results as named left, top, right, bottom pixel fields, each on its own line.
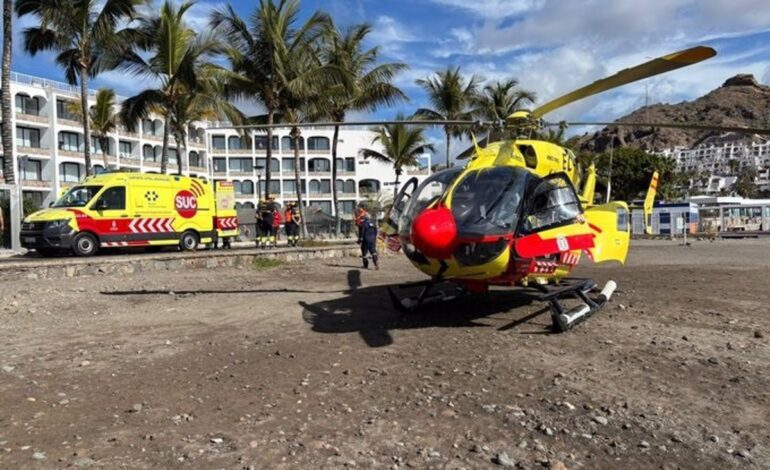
left=410, top=206, right=458, bottom=260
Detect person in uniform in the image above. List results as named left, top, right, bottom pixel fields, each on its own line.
left=357, top=208, right=379, bottom=270
left=255, top=201, right=264, bottom=248
left=271, top=203, right=282, bottom=248
left=260, top=198, right=276, bottom=248
left=284, top=203, right=296, bottom=247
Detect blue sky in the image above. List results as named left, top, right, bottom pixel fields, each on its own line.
left=8, top=0, right=770, bottom=155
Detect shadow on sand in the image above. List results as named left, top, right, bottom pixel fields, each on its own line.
left=300, top=269, right=553, bottom=347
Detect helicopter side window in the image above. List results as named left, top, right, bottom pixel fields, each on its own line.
left=521, top=173, right=582, bottom=234
left=518, top=145, right=538, bottom=169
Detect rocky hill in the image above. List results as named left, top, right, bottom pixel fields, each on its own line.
left=577, top=74, right=770, bottom=152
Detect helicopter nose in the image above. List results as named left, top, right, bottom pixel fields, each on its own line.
left=410, top=206, right=458, bottom=259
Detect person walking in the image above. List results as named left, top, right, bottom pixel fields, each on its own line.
left=284, top=203, right=296, bottom=247
left=357, top=208, right=379, bottom=270
left=261, top=198, right=276, bottom=249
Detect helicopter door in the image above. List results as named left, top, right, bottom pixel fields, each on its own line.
left=582, top=202, right=631, bottom=264
left=515, top=173, right=596, bottom=259
left=378, top=177, right=418, bottom=252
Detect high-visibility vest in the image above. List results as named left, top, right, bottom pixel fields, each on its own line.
left=285, top=210, right=293, bottom=223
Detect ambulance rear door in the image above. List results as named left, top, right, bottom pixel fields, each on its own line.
left=214, top=181, right=238, bottom=236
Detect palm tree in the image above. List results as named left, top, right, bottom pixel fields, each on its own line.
left=315, top=22, right=408, bottom=236
left=68, top=88, right=118, bottom=170
left=168, top=70, right=243, bottom=176
left=210, top=0, right=329, bottom=200
left=1, top=0, right=14, bottom=184
left=119, top=0, right=219, bottom=174
left=360, top=115, right=436, bottom=201
left=16, top=0, right=145, bottom=176
left=415, top=67, right=482, bottom=168
left=473, top=79, right=535, bottom=143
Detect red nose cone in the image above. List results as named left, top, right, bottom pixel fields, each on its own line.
left=410, top=206, right=458, bottom=259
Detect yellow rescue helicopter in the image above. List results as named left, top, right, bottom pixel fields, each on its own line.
left=216, top=45, right=770, bottom=331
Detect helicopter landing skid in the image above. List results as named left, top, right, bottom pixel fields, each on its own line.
left=387, top=280, right=466, bottom=314
left=534, top=279, right=618, bottom=332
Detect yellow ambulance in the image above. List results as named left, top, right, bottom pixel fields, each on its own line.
left=20, top=172, right=238, bottom=256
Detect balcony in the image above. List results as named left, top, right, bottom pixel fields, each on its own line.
left=309, top=192, right=332, bottom=198
left=190, top=165, right=207, bottom=173
left=18, top=146, right=51, bottom=157
left=308, top=171, right=331, bottom=177
left=230, top=171, right=254, bottom=177
left=22, top=179, right=53, bottom=189
left=228, top=148, right=253, bottom=156
left=56, top=116, right=81, bottom=127
left=235, top=193, right=255, bottom=200
left=213, top=170, right=227, bottom=177
left=16, top=113, right=49, bottom=125
left=143, top=133, right=163, bottom=142
left=58, top=149, right=83, bottom=158
left=143, top=160, right=161, bottom=168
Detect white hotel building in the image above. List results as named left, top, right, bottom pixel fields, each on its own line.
left=1, top=72, right=431, bottom=220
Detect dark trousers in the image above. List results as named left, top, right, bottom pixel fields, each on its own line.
left=360, top=239, right=378, bottom=268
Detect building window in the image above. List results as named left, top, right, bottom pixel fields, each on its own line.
left=234, top=180, right=254, bottom=195
left=21, top=159, right=42, bottom=180
left=308, top=158, right=330, bottom=172
left=56, top=100, right=78, bottom=121
left=307, top=136, right=330, bottom=151
left=309, top=179, right=331, bottom=194
left=255, top=158, right=280, bottom=172
left=142, top=144, right=156, bottom=162
left=168, top=148, right=178, bottom=165
left=281, top=136, right=304, bottom=150
left=336, top=179, right=355, bottom=194
left=211, top=135, right=226, bottom=150
left=340, top=200, right=355, bottom=214
left=335, top=158, right=355, bottom=172
left=213, top=158, right=227, bottom=172
left=229, top=158, right=254, bottom=172
left=59, top=131, right=81, bottom=152
left=359, top=179, right=380, bottom=194
left=119, top=141, right=132, bottom=159
left=189, top=151, right=200, bottom=167
left=258, top=180, right=281, bottom=196
left=60, top=162, right=81, bottom=183
left=254, top=135, right=279, bottom=151
left=228, top=136, right=249, bottom=150
left=93, top=165, right=107, bottom=174
left=17, top=127, right=41, bottom=148
left=310, top=200, right=332, bottom=214
left=22, top=191, right=44, bottom=209
left=15, top=95, right=41, bottom=115
left=91, top=137, right=109, bottom=155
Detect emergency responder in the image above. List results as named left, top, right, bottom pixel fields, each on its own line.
left=284, top=203, right=296, bottom=247
left=357, top=208, right=379, bottom=270
left=261, top=197, right=276, bottom=248
left=255, top=200, right=265, bottom=248
left=271, top=203, right=282, bottom=248
left=291, top=204, right=302, bottom=246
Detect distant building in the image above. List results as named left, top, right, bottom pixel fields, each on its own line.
left=658, top=134, right=770, bottom=194
left=0, top=72, right=431, bottom=219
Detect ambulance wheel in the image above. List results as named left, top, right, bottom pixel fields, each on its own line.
left=72, top=233, right=98, bottom=257
left=180, top=231, right=199, bottom=251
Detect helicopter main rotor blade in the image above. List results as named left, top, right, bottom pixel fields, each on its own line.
left=563, top=121, right=770, bottom=136
left=210, top=120, right=485, bottom=131
left=526, top=46, right=716, bottom=120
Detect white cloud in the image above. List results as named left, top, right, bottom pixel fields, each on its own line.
left=427, top=0, right=545, bottom=19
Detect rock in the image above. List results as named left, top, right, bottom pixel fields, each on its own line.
left=736, top=449, right=751, bottom=459
left=31, top=452, right=46, bottom=461
left=709, top=435, right=720, bottom=443
left=210, top=437, right=224, bottom=445
left=1, top=365, right=14, bottom=373
left=131, top=403, right=143, bottom=413
left=639, top=441, right=650, bottom=448
left=79, top=360, right=91, bottom=367
left=492, top=452, right=515, bottom=467
left=593, top=416, right=609, bottom=426
left=550, top=461, right=569, bottom=470
left=754, top=330, right=765, bottom=339
left=707, top=357, right=719, bottom=365
left=249, top=440, right=259, bottom=448
left=74, top=457, right=95, bottom=467
left=561, top=401, right=576, bottom=411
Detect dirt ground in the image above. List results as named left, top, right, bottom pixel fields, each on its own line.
left=0, top=239, right=768, bottom=469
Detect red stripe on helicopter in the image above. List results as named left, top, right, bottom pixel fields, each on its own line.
left=514, top=232, right=595, bottom=258
left=588, top=223, right=603, bottom=234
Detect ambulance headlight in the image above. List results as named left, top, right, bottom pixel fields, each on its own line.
left=46, top=219, right=69, bottom=229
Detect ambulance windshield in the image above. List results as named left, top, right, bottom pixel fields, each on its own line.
left=52, top=186, right=103, bottom=208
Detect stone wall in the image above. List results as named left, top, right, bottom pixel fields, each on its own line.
left=0, top=245, right=360, bottom=282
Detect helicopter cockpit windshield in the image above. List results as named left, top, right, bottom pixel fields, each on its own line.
left=448, top=167, right=531, bottom=236
left=398, top=167, right=463, bottom=237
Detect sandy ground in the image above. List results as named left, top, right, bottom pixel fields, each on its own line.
left=0, top=239, right=768, bottom=469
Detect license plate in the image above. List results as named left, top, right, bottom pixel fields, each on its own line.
left=24, top=237, right=36, bottom=244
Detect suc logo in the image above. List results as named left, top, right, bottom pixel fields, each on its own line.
left=175, top=190, right=198, bottom=218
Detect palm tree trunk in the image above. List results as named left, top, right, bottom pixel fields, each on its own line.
left=179, top=133, right=187, bottom=176
left=174, top=133, right=183, bottom=176
left=331, top=124, right=340, bottom=237
left=264, top=110, right=274, bottom=200
left=80, top=68, right=92, bottom=177
left=393, top=169, right=400, bottom=203
left=100, top=135, right=109, bottom=169
left=445, top=129, right=451, bottom=169
left=291, top=127, right=308, bottom=238
left=160, top=113, right=170, bottom=174
left=1, top=0, right=14, bottom=184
